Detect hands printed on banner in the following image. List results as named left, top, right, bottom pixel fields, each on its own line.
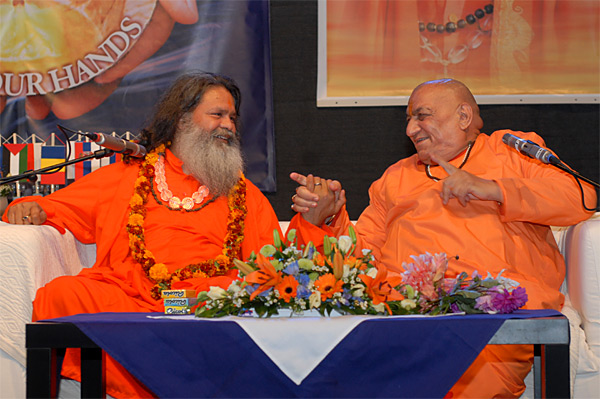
left=0, top=0, right=199, bottom=119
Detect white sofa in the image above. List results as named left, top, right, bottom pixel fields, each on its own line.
left=0, top=217, right=598, bottom=398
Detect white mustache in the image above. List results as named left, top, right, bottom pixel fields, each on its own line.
left=211, top=129, right=237, bottom=145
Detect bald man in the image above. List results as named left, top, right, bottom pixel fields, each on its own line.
left=289, top=79, right=596, bottom=398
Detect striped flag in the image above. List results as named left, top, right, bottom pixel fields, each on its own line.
left=40, top=146, right=66, bottom=185
left=3, top=143, right=39, bottom=179
left=68, top=141, right=100, bottom=180
left=65, top=141, right=124, bottom=182
left=99, top=151, right=123, bottom=167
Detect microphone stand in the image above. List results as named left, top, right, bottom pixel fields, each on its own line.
left=0, top=149, right=115, bottom=185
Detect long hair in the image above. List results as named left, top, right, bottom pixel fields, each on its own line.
left=139, top=72, right=242, bottom=152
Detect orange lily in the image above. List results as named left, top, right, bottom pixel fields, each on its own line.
left=245, top=253, right=282, bottom=300
left=332, top=250, right=344, bottom=279
left=358, top=266, right=404, bottom=314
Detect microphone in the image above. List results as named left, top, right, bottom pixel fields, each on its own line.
left=502, top=133, right=560, bottom=165
left=82, top=132, right=147, bottom=158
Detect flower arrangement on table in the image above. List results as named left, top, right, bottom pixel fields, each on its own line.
left=195, top=227, right=527, bottom=318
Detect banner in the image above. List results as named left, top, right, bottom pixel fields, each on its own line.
left=0, top=0, right=275, bottom=191
left=317, top=0, right=600, bottom=106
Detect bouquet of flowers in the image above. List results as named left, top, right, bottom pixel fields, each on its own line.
left=195, top=227, right=528, bottom=318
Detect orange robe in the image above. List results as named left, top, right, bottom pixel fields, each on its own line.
left=290, top=130, right=597, bottom=398
left=4, top=150, right=281, bottom=398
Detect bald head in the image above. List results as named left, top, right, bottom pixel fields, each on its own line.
left=411, top=79, right=483, bottom=131
left=406, top=79, right=484, bottom=164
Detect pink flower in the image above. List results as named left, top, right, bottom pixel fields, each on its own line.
left=401, top=253, right=448, bottom=301
left=474, top=294, right=496, bottom=313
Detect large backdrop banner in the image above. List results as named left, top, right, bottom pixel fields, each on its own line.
left=317, top=0, right=600, bottom=106
left=0, top=0, right=275, bottom=191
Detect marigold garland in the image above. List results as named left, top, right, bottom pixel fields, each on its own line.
left=126, top=144, right=247, bottom=299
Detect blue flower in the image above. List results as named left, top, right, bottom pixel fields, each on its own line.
left=258, top=287, right=273, bottom=297
left=283, top=261, right=300, bottom=275
left=297, top=273, right=310, bottom=286
left=296, top=285, right=311, bottom=299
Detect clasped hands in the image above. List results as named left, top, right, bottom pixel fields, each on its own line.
left=289, top=172, right=346, bottom=226
left=289, top=157, right=503, bottom=224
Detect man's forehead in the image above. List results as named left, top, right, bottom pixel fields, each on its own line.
left=198, top=87, right=235, bottom=108
left=407, top=104, right=433, bottom=114
left=407, top=87, right=452, bottom=115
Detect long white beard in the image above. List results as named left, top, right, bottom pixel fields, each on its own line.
left=173, top=122, right=244, bottom=198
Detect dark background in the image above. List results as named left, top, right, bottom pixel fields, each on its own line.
left=266, top=0, right=600, bottom=220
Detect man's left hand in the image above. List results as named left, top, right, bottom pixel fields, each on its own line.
left=431, top=155, right=504, bottom=207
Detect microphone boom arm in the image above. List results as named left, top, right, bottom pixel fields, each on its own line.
left=0, top=149, right=115, bottom=185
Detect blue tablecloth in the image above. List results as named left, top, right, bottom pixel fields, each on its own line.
left=42, top=309, right=562, bottom=398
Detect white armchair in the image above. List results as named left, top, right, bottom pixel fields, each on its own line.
left=551, top=214, right=600, bottom=398
left=0, top=217, right=598, bottom=398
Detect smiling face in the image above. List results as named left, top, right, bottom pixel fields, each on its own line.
left=406, top=81, right=480, bottom=165
left=189, top=85, right=239, bottom=143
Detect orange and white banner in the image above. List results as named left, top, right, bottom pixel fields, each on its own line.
left=318, top=0, right=600, bottom=105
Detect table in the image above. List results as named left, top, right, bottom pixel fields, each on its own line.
left=26, top=310, right=569, bottom=398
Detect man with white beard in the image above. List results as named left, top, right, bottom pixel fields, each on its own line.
left=2, top=72, right=282, bottom=398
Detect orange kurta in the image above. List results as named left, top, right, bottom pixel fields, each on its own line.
left=5, top=150, right=281, bottom=398
left=291, top=130, right=597, bottom=398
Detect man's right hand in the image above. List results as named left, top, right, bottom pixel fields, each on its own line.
left=6, top=202, right=47, bottom=225
left=290, top=172, right=346, bottom=226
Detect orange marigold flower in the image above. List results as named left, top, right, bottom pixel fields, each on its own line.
left=146, top=153, right=159, bottom=164
left=192, top=270, right=209, bottom=279
left=129, top=193, right=144, bottom=208
left=275, top=275, right=299, bottom=303
left=129, top=213, right=144, bottom=226
left=129, top=235, right=138, bottom=247
left=314, top=273, right=343, bottom=300
left=149, top=263, right=169, bottom=282
left=215, top=254, right=229, bottom=264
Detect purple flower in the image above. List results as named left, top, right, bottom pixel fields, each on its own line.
left=450, top=303, right=461, bottom=313
left=490, top=287, right=528, bottom=314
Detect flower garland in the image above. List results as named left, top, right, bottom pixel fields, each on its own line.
left=126, top=144, right=247, bottom=300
